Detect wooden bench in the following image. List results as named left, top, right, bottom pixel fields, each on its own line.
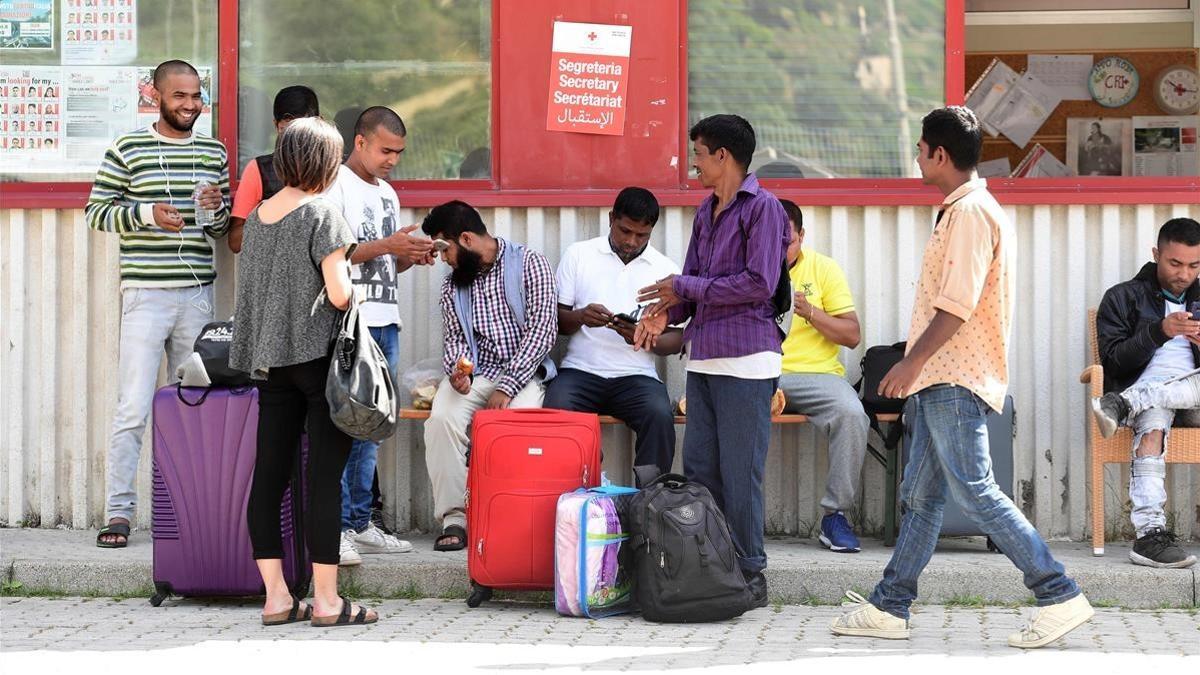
left=400, top=408, right=903, bottom=544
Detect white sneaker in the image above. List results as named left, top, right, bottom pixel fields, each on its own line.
left=338, top=529, right=362, bottom=566
left=829, top=591, right=910, bottom=639
left=1008, top=594, right=1094, bottom=649
left=353, top=522, right=413, bottom=554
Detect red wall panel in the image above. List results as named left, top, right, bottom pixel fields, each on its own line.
left=496, top=1, right=681, bottom=190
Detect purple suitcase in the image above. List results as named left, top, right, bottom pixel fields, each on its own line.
left=149, top=385, right=310, bottom=605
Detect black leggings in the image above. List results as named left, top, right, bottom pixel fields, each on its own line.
left=247, top=356, right=352, bottom=566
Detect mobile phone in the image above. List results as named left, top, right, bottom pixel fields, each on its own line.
left=613, top=312, right=638, bottom=325
left=1189, top=300, right=1200, bottom=321
left=432, top=238, right=450, bottom=253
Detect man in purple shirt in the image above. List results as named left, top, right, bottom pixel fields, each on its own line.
left=636, top=114, right=790, bottom=608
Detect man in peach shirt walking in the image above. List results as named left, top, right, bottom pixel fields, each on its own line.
left=830, top=106, right=1093, bottom=649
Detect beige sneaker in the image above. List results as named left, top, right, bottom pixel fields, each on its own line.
left=1008, top=594, right=1094, bottom=649
left=829, top=591, right=910, bottom=639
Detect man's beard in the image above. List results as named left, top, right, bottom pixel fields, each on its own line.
left=160, top=101, right=198, bottom=133
left=451, top=246, right=485, bottom=288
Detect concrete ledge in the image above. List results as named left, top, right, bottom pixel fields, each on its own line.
left=2, top=528, right=1195, bottom=608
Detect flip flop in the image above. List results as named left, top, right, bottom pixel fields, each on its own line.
left=262, top=596, right=313, bottom=626
left=310, top=596, right=377, bottom=627
left=96, top=522, right=130, bottom=548
left=433, top=524, right=466, bottom=552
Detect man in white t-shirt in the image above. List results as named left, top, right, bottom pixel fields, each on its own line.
left=545, top=188, right=683, bottom=475
left=324, top=106, right=434, bottom=565
left=1091, top=217, right=1200, bottom=569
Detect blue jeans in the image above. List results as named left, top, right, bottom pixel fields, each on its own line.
left=682, top=372, right=776, bottom=577
left=340, top=324, right=400, bottom=532
left=869, top=385, right=1080, bottom=619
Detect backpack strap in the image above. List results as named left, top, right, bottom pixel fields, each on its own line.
left=633, top=465, right=662, bottom=489
left=498, top=237, right=557, bottom=382
left=256, top=154, right=284, bottom=201
left=734, top=204, right=791, bottom=321
left=452, top=285, right=480, bottom=366
left=499, top=237, right=527, bottom=330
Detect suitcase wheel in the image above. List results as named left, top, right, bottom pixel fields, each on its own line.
left=986, top=537, right=1003, bottom=555
left=466, top=583, right=492, bottom=608
left=149, top=582, right=172, bottom=607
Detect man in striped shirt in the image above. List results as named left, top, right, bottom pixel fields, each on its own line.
left=86, top=60, right=230, bottom=548
left=420, top=200, right=557, bottom=552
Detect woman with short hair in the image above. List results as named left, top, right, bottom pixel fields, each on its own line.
left=231, top=116, right=377, bottom=626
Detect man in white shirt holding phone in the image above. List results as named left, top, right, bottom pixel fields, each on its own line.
left=544, top=187, right=683, bottom=476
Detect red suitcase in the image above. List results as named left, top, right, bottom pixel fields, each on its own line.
left=465, top=408, right=601, bottom=607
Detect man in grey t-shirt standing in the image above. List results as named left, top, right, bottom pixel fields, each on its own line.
left=324, top=106, right=433, bottom=565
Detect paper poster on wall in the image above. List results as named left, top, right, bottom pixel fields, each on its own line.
left=0, top=66, right=63, bottom=171
left=135, top=65, right=212, bottom=136
left=1132, top=115, right=1198, bottom=176
left=990, top=72, right=1063, bottom=149
left=63, top=66, right=137, bottom=171
left=61, top=0, right=137, bottom=65
left=0, top=0, right=53, bottom=50
left=546, top=21, right=632, bottom=136
left=1011, top=143, right=1072, bottom=178
left=1027, top=54, right=1094, bottom=101
left=965, top=58, right=1019, bottom=137
left=1066, top=118, right=1131, bottom=176
left=976, top=156, right=1011, bottom=178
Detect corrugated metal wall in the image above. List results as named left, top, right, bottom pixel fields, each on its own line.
left=3, top=203, right=1198, bottom=541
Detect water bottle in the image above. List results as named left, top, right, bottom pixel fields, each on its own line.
left=192, top=179, right=215, bottom=228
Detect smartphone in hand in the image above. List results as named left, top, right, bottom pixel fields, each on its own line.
left=613, top=312, right=638, bottom=325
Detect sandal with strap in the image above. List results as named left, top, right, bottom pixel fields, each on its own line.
left=310, top=596, right=377, bottom=627
left=262, top=595, right=313, bottom=626
left=433, top=525, right=466, bottom=552
left=96, top=522, right=130, bottom=549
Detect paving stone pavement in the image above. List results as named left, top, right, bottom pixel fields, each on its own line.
left=1, top=597, right=1197, bottom=673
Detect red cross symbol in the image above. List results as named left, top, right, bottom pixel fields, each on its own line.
left=587, top=32, right=597, bottom=41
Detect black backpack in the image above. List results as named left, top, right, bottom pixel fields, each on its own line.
left=858, top=341, right=908, bottom=415
left=855, top=341, right=908, bottom=452
left=627, top=472, right=754, bottom=623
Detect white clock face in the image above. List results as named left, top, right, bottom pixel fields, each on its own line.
left=1155, top=66, right=1200, bottom=115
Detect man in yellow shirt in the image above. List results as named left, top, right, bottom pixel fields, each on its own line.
left=777, top=199, right=867, bottom=553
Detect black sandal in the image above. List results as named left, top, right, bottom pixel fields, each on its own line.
left=96, top=522, right=130, bottom=548
left=310, top=596, right=377, bottom=627
left=262, top=595, right=313, bottom=626
left=433, top=525, right=466, bottom=552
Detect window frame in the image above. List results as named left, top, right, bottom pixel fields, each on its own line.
left=2, top=0, right=1196, bottom=208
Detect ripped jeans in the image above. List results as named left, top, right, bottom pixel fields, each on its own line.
left=1119, top=375, right=1199, bottom=536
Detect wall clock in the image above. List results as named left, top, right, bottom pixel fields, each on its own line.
left=1152, top=64, right=1200, bottom=115
left=1088, top=56, right=1139, bottom=108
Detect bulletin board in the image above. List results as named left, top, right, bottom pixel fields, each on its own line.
left=965, top=49, right=1199, bottom=169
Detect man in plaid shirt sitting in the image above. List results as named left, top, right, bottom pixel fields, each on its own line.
left=421, top=200, right=558, bottom=552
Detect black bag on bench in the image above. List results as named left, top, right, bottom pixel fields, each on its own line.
left=856, top=341, right=908, bottom=449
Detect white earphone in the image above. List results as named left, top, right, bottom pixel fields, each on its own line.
left=157, top=128, right=212, bottom=315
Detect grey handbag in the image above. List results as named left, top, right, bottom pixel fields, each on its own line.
left=325, top=292, right=398, bottom=442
